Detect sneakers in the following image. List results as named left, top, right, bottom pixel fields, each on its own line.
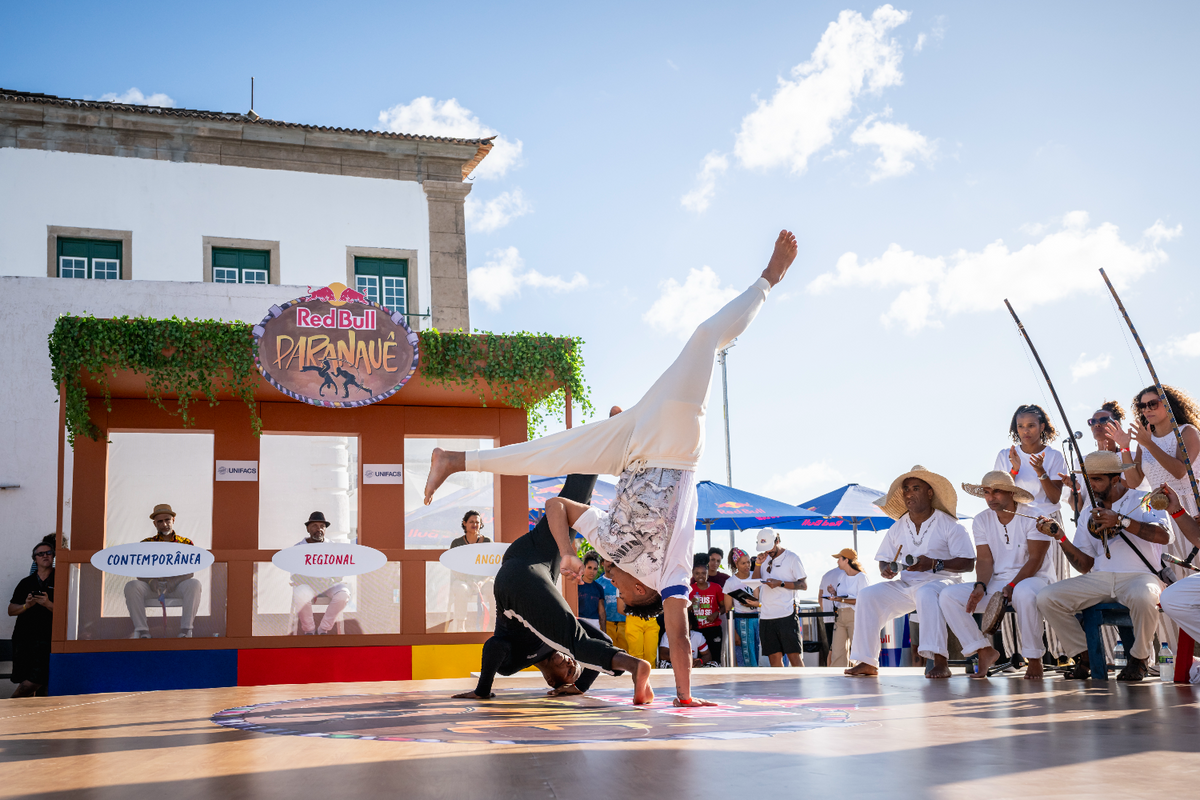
left=178, top=629, right=193, bottom=639
left=132, top=630, right=151, bottom=639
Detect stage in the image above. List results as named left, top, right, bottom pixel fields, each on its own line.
left=2, top=668, right=1197, bottom=799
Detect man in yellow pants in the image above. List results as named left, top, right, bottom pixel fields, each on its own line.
left=598, top=560, right=629, bottom=652
left=623, top=608, right=660, bottom=667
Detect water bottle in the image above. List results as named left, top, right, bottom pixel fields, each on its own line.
left=1113, top=641, right=1126, bottom=669
left=1159, top=643, right=1174, bottom=683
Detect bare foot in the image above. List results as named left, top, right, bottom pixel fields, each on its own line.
left=1023, top=659, right=1044, bottom=681
left=761, top=230, right=798, bottom=287
left=451, top=690, right=493, bottom=700
left=631, top=658, right=654, bottom=705
left=424, top=448, right=465, bottom=505
left=548, top=684, right=583, bottom=696
left=925, top=655, right=952, bottom=679
left=845, top=663, right=878, bottom=677
left=971, top=647, right=999, bottom=680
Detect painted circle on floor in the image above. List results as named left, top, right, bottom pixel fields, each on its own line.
left=210, top=683, right=857, bottom=745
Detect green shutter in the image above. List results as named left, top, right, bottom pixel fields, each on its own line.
left=212, top=248, right=270, bottom=283
left=354, top=257, right=408, bottom=278
left=56, top=238, right=123, bottom=279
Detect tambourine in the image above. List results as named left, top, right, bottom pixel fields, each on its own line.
left=1147, top=488, right=1170, bottom=511
left=1086, top=515, right=1119, bottom=541
left=980, top=592, right=1007, bottom=635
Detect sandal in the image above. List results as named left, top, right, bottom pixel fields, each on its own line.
left=1116, top=655, right=1149, bottom=682
left=1061, top=652, right=1091, bottom=680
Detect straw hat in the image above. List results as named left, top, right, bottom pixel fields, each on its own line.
left=961, top=470, right=1035, bottom=504
left=149, top=503, right=176, bottom=519
left=1073, top=450, right=1135, bottom=475
left=874, top=465, right=958, bottom=520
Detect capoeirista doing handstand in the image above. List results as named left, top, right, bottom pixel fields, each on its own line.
left=424, top=229, right=798, bottom=706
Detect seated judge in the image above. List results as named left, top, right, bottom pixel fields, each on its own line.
left=292, top=511, right=352, bottom=635
left=1036, top=451, right=1172, bottom=681
left=124, top=504, right=202, bottom=638
left=939, top=471, right=1057, bottom=680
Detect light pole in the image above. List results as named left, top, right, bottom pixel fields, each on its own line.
left=718, top=342, right=735, bottom=487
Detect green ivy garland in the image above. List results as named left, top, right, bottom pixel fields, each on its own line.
left=49, top=315, right=261, bottom=445
left=418, top=328, right=594, bottom=438
left=50, top=317, right=592, bottom=445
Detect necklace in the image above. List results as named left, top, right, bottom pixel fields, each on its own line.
left=908, top=515, right=931, bottom=548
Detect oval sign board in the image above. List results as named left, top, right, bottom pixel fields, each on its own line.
left=272, top=543, right=387, bottom=577
left=91, top=542, right=215, bottom=578
left=439, top=542, right=510, bottom=577
left=252, top=282, right=420, bottom=408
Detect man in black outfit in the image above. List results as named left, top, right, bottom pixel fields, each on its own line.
left=452, top=474, right=653, bottom=701
left=8, top=541, right=55, bottom=697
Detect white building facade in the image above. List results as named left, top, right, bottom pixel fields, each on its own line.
left=0, top=89, right=490, bottom=638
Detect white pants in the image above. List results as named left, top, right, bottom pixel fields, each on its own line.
left=1160, top=574, right=1200, bottom=643
left=940, top=577, right=1049, bottom=659
left=849, top=578, right=956, bottom=667
left=1036, top=571, right=1163, bottom=661
left=124, top=577, right=202, bottom=633
left=464, top=279, right=770, bottom=478
left=293, top=583, right=351, bottom=634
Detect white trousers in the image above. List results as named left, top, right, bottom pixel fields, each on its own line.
left=124, top=577, right=202, bottom=633
left=1036, top=571, right=1163, bottom=661
left=293, top=583, right=351, bottom=634
left=939, top=577, right=1048, bottom=659
left=1160, top=574, right=1200, bottom=643
left=849, top=578, right=956, bottom=667
left=464, top=279, right=770, bottom=478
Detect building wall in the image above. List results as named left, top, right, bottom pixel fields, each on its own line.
left=0, top=147, right=432, bottom=317
left=0, top=276, right=311, bottom=638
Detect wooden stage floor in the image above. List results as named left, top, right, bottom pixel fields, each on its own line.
left=2, top=667, right=1197, bottom=799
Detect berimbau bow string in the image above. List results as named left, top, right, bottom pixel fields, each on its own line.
left=1004, top=299, right=1108, bottom=557
left=1100, top=268, right=1200, bottom=563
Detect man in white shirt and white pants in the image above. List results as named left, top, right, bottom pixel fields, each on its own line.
left=940, top=471, right=1057, bottom=679
left=846, top=466, right=976, bottom=679
left=752, top=528, right=807, bottom=667
left=1037, top=451, right=1172, bottom=681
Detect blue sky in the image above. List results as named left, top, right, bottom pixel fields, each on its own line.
left=6, top=1, right=1200, bottom=581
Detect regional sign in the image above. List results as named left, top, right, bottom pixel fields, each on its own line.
left=272, top=543, right=387, bottom=577
left=438, top=542, right=510, bottom=577
left=252, top=282, right=419, bottom=408
left=92, top=542, right=215, bottom=578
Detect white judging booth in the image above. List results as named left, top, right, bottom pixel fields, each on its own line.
left=439, top=542, right=510, bottom=577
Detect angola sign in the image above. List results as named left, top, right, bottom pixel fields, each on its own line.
left=252, top=282, right=419, bottom=408
left=439, top=542, right=510, bottom=576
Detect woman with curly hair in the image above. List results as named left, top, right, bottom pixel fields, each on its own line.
left=1112, top=386, right=1200, bottom=569
left=994, top=404, right=1065, bottom=518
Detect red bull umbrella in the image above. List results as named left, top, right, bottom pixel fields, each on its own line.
left=528, top=475, right=617, bottom=529
left=694, top=480, right=824, bottom=531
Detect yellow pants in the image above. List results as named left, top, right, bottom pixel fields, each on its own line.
left=606, top=621, right=628, bottom=652
left=624, top=615, right=659, bottom=665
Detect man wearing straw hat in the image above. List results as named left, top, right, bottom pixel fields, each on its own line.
left=1036, top=450, right=1172, bottom=681
left=845, top=466, right=975, bottom=678
left=940, top=471, right=1058, bottom=680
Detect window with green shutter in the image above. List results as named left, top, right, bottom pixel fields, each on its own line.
left=353, top=257, right=408, bottom=314
left=212, top=248, right=270, bottom=285
left=57, top=238, right=122, bottom=280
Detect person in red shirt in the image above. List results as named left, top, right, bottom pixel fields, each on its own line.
left=690, top=553, right=725, bottom=661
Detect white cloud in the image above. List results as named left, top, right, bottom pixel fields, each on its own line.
left=98, top=88, right=175, bottom=107
left=1167, top=332, right=1200, bottom=358
left=761, top=462, right=847, bottom=503
left=809, top=211, right=1181, bottom=332
left=913, top=15, right=947, bottom=53
left=914, top=33, right=927, bottom=52
left=377, top=97, right=522, bottom=179
left=464, top=189, right=531, bottom=233
left=1071, top=352, right=1111, bottom=381
left=468, top=247, right=587, bottom=312
left=734, top=5, right=910, bottom=175
left=850, top=114, right=936, bottom=180
left=643, top=266, right=739, bottom=339
left=681, top=151, right=729, bottom=213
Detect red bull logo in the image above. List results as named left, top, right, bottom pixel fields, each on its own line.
left=716, top=501, right=752, bottom=509
left=339, top=287, right=369, bottom=304
left=295, top=307, right=378, bottom=331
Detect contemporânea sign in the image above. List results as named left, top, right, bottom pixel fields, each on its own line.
left=252, top=282, right=419, bottom=408
left=91, top=542, right=215, bottom=578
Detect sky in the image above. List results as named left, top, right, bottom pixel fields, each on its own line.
left=6, top=0, right=1200, bottom=593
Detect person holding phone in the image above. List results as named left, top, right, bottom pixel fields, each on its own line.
left=8, top=541, right=55, bottom=697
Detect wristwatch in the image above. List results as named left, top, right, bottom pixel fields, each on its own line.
left=933, top=559, right=944, bottom=573
left=1120, top=516, right=1132, bottom=530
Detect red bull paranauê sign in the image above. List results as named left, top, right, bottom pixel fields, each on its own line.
left=252, top=282, right=419, bottom=408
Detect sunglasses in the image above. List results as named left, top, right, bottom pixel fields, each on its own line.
left=1135, top=399, right=1162, bottom=412
left=1086, top=416, right=1113, bottom=427
left=33, top=551, right=54, bottom=558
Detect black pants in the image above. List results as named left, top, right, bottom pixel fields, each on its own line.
left=492, top=475, right=624, bottom=677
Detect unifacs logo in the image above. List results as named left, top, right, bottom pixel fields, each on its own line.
left=217, top=466, right=227, bottom=474
left=371, top=471, right=402, bottom=478
left=227, top=467, right=257, bottom=475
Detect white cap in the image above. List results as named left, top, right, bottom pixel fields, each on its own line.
left=755, top=528, right=780, bottom=552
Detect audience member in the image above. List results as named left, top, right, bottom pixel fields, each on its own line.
left=690, top=553, right=725, bottom=660
left=659, top=613, right=714, bottom=668
left=123, top=504, right=202, bottom=639
left=753, top=528, right=807, bottom=667
left=576, top=551, right=606, bottom=629
left=8, top=540, right=55, bottom=697
left=817, top=560, right=843, bottom=655
left=597, top=560, right=627, bottom=651
left=723, top=547, right=762, bottom=666
left=707, top=548, right=730, bottom=587
left=449, top=510, right=494, bottom=632
left=827, top=548, right=869, bottom=668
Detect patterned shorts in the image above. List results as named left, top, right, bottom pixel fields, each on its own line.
left=590, top=467, right=683, bottom=582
